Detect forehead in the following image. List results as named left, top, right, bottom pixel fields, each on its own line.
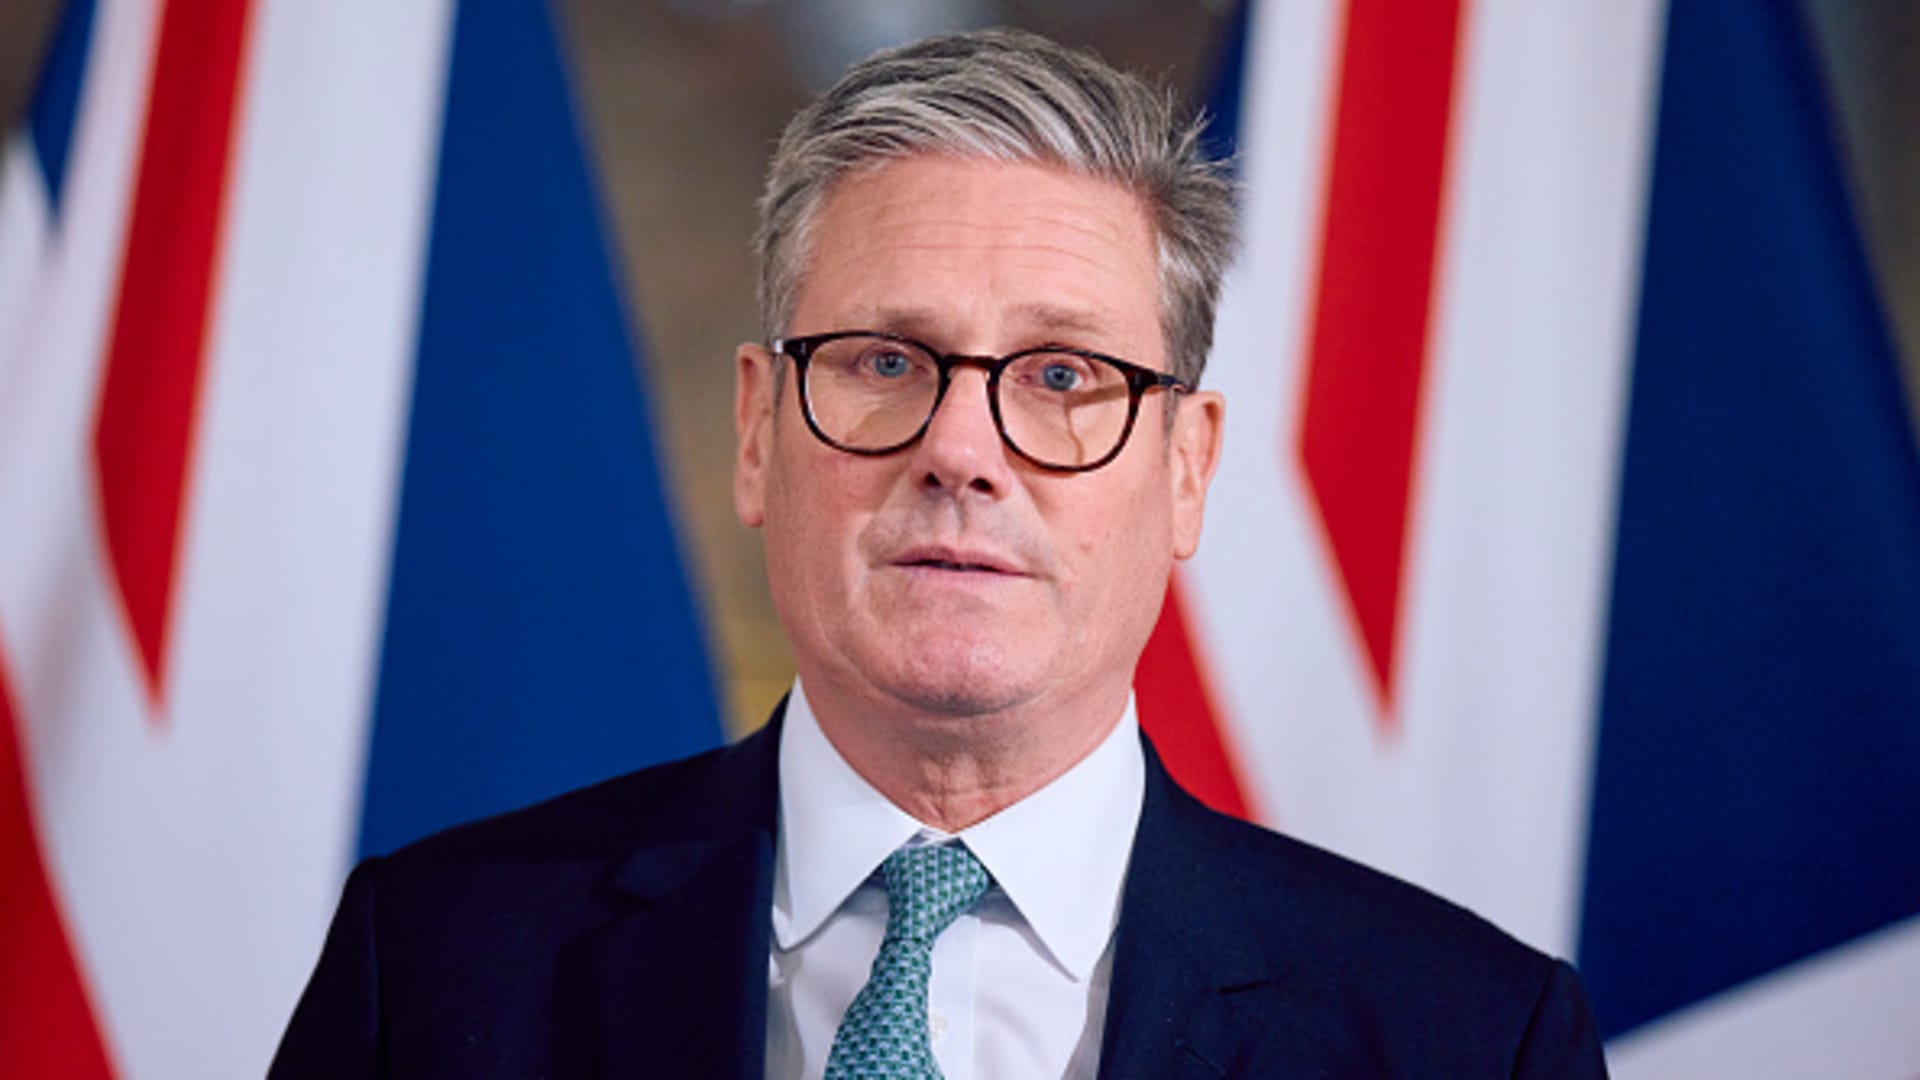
left=792, top=155, right=1162, bottom=356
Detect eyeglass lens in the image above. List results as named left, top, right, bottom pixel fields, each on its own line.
left=802, top=335, right=1138, bottom=469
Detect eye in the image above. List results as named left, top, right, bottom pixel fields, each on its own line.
left=1039, top=362, right=1083, bottom=392
left=865, top=348, right=914, bottom=378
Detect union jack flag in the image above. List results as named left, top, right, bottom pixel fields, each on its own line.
left=1140, top=1, right=1920, bottom=1074
left=0, top=1, right=718, bottom=1074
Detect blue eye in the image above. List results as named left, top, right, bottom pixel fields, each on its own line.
left=868, top=350, right=912, bottom=378
left=1040, top=363, right=1082, bottom=391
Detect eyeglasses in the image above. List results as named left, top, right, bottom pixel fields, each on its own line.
left=772, top=331, right=1189, bottom=473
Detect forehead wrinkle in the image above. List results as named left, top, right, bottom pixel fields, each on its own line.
left=797, top=158, right=1162, bottom=357
left=864, top=239, right=1141, bottom=284
left=817, top=160, right=1152, bottom=265
left=838, top=229, right=1150, bottom=320
left=818, top=228, right=1140, bottom=315
left=856, top=169, right=1150, bottom=236
left=820, top=255, right=1144, bottom=356
left=864, top=203, right=1148, bottom=257
left=851, top=301, right=1119, bottom=348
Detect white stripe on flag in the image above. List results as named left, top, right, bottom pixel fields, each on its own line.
left=0, top=13, right=166, bottom=1077
left=1, top=2, right=455, bottom=1074
left=152, top=1, right=456, bottom=1072
left=1190, top=0, right=1665, bottom=957
left=1608, top=914, right=1920, bottom=1078
left=1390, top=0, right=1665, bottom=954
left=1182, top=0, right=1348, bottom=838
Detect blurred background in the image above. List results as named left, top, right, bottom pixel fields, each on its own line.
left=2, top=0, right=1244, bottom=735
left=1, top=1, right=1916, bottom=1076
left=7, top=0, right=1915, bottom=736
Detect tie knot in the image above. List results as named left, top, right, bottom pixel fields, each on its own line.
left=880, top=843, right=991, bottom=943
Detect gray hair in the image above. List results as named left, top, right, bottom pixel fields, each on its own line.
left=755, top=27, right=1238, bottom=387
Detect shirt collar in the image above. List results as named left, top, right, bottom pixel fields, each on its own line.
left=773, top=680, right=925, bottom=952
left=773, top=678, right=1145, bottom=982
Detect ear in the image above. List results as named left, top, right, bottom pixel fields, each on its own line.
left=1168, top=390, right=1224, bottom=560
left=734, top=342, right=778, bottom=528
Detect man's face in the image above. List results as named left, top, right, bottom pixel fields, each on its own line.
left=735, top=155, right=1222, bottom=728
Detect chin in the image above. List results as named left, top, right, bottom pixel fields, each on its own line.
left=869, top=638, right=1041, bottom=719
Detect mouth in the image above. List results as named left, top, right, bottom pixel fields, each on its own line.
left=890, top=546, right=1026, bottom=577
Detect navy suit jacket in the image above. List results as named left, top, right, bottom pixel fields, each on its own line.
left=272, top=710, right=1607, bottom=1077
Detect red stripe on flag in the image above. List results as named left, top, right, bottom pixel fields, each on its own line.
left=0, top=646, right=116, bottom=1077
left=1295, top=0, right=1466, bottom=725
left=1137, top=573, right=1254, bottom=819
left=92, top=0, right=256, bottom=711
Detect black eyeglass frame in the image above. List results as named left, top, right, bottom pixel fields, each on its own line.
left=772, top=330, right=1191, bottom=473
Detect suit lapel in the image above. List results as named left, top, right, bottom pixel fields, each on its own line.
left=1098, top=744, right=1273, bottom=1079
left=564, top=713, right=1304, bottom=1076
left=577, top=713, right=783, bottom=1079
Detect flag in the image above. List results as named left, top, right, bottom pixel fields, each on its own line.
left=1140, top=0, right=1920, bottom=1073
left=0, top=0, right=722, bottom=1074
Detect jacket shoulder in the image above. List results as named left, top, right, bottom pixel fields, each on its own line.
left=380, top=721, right=778, bottom=871
left=273, top=727, right=781, bottom=1078
left=1126, top=777, right=1605, bottom=1074
left=1185, top=797, right=1551, bottom=983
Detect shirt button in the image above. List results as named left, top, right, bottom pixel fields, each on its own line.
left=928, top=1010, right=949, bottom=1044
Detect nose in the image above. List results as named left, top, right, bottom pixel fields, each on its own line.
left=909, top=365, right=1014, bottom=497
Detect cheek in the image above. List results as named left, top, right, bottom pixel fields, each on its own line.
left=760, top=442, right=834, bottom=603
left=1058, top=479, right=1172, bottom=605
left=764, top=450, right=886, bottom=593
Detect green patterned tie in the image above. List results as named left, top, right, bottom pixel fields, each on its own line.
left=824, top=843, right=992, bottom=1079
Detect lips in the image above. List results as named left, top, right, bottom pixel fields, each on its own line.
left=890, top=545, right=1025, bottom=576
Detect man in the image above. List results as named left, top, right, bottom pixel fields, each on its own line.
left=273, top=28, right=1606, bottom=1078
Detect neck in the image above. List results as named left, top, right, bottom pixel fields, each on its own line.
left=802, top=679, right=1129, bottom=832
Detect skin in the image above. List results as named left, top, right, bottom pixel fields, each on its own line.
left=734, top=155, right=1224, bottom=831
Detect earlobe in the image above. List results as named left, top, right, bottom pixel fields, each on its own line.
left=1169, top=390, right=1224, bottom=560
left=734, top=343, right=776, bottom=528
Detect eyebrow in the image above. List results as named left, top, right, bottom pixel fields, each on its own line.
left=1009, top=302, right=1113, bottom=338
left=863, top=303, right=1117, bottom=346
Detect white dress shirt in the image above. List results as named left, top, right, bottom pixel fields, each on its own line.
left=766, top=680, right=1146, bottom=1080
